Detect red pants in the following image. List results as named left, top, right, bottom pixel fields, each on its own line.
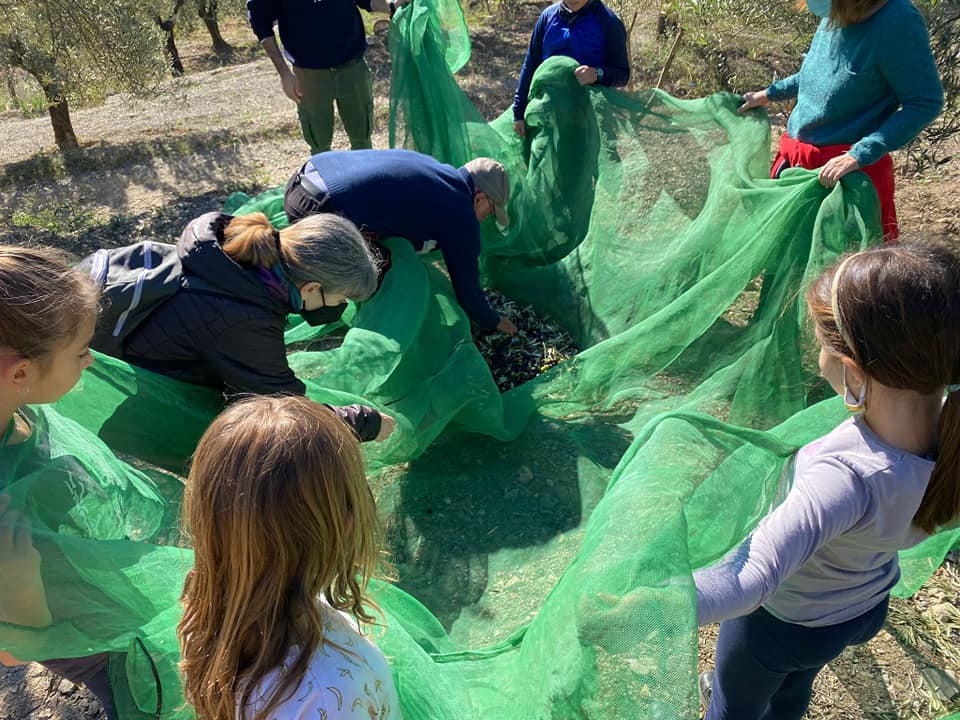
left=772, top=134, right=898, bottom=241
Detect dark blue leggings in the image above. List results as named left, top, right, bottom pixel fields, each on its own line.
left=705, top=597, right=889, bottom=720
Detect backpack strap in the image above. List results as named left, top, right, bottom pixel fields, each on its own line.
left=111, top=241, right=159, bottom=340
left=87, top=249, right=110, bottom=287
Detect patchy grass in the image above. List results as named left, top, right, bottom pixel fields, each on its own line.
left=10, top=199, right=96, bottom=236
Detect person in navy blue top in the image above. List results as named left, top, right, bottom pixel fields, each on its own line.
left=284, top=149, right=520, bottom=336
left=513, top=0, right=630, bottom=137
left=246, top=0, right=406, bottom=154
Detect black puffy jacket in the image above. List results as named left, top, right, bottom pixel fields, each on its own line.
left=120, top=212, right=382, bottom=441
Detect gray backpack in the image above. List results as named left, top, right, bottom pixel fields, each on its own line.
left=79, top=241, right=183, bottom=357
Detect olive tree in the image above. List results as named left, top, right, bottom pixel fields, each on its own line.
left=168, top=0, right=247, bottom=56
left=154, top=0, right=241, bottom=78
left=0, top=0, right=167, bottom=150
left=196, top=0, right=235, bottom=54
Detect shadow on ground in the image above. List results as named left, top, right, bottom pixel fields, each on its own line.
left=381, top=416, right=633, bottom=631
left=0, top=186, right=252, bottom=258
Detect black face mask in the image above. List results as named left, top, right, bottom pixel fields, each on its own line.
left=300, top=302, right=348, bottom=326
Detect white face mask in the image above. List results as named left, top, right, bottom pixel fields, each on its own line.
left=806, top=0, right=832, bottom=17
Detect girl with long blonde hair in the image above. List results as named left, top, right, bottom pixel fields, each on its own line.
left=178, top=395, right=399, bottom=719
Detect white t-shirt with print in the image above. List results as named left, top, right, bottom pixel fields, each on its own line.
left=240, top=603, right=400, bottom=720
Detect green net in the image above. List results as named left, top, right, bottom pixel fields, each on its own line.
left=0, top=404, right=192, bottom=719
left=3, top=0, right=959, bottom=717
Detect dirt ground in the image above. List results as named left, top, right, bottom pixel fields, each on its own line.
left=1, top=9, right=959, bottom=720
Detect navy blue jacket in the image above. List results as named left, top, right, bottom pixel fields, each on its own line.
left=303, top=149, right=501, bottom=329
left=513, top=0, right=630, bottom=120
left=247, top=0, right=371, bottom=69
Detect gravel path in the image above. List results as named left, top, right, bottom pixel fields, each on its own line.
left=0, top=60, right=293, bottom=167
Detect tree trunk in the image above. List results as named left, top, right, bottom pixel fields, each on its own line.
left=155, top=15, right=185, bottom=76
left=197, top=0, right=233, bottom=55
left=46, top=94, right=79, bottom=151
left=1, top=34, right=78, bottom=150
left=3, top=67, right=19, bottom=107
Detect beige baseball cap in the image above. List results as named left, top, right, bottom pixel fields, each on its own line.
left=464, top=157, right=510, bottom=226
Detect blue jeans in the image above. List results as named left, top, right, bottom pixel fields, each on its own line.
left=705, top=597, right=889, bottom=720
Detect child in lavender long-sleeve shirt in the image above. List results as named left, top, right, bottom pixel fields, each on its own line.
left=695, top=243, right=960, bottom=720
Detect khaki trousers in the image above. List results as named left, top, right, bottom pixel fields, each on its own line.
left=294, top=56, right=374, bottom=153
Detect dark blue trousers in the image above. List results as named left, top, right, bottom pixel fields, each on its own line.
left=705, top=597, right=889, bottom=720
left=43, top=653, right=118, bottom=720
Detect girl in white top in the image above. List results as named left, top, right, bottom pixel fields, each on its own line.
left=178, top=395, right=400, bottom=720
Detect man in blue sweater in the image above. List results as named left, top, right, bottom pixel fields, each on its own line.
left=513, top=0, right=630, bottom=137
left=247, top=0, right=406, bottom=154
left=284, top=149, right=519, bottom=335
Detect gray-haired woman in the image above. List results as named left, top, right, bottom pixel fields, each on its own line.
left=92, top=211, right=393, bottom=442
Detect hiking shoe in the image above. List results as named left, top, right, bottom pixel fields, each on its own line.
left=698, top=671, right=714, bottom=710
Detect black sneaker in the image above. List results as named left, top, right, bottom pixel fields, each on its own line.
left=698, top=671, right=715, bottom=710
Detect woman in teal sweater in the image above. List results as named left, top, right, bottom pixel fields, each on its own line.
left=738, top=0, right=943, bottom=240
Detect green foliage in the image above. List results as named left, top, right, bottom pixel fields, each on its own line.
left=0, top=0, right=168, bottom=141
left=0, top=66, right=46, bottom=114
left=10, top=197, right=96, bottom=235
left=623, top=0, right=816, bottom=95
left=907, top=0, right=960, bottom=170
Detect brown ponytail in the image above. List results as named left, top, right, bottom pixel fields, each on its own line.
left=222, top=212, right=378, bottom=303
left=807, top=243, right=960, bottom=533
left=221, top=212, right=282, bottom=269
left=922, top=393, right=960, bottom=532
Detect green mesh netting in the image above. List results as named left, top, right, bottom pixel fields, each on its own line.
left=0, top=404, right=191, bottom=719
left=4, top=0, right=959, bottom=717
